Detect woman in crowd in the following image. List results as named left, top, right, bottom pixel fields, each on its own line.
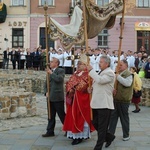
left=20, top=49, right=27, bottom=69
left=32, top=48, right=41, bottom=70
left=26, top=48, right=33, bottom=70
left=130, top=67, right=142, bottom=113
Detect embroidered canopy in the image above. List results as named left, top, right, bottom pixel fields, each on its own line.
left=48, top=0, right=124, bottom=49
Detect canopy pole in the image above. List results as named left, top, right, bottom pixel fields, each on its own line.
left=114, top=0, right=125, bottom=89
left=44, top=2, right=51, bottom=119
left=82, top=0, right=92, bottom=119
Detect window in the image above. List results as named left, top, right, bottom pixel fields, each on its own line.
left=97, top=29, right=109, bottom=48
left=137, top=31, right=150, bottom=54
left=40, top=27, right=54, bottom=49
left=137, top=0, right=150, bottom=8
left=40, top=0, right=54, bottom=6
left=96, top=0, right=109, bottom=6
left=12, top=28, right=24, bottom=48
left=71, top=0, right=81, bottom=7
left=11, top=0, right=25, bottom=6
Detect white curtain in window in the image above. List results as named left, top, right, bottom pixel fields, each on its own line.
left=41, top=0, right=53, bottom=5
left=138, top=0, right=150, bottom=7
left=144, top=0, right=149, bottom=7
left=19, top=0, right=24, bottom=5
left=12, top=0, right=24, bottom=5
left=97, top=0, right=109, bottom=6
left=138, top=0, right=143, bottom=7
left=104, top=0, right=109, bottom=4
left=97, top=0, right=102, bottom=6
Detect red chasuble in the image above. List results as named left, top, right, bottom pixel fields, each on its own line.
left=63, top=70, right=95, bottom=133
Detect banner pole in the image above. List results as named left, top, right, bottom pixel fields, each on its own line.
left=114, top=0, right=125, bottom=89
left=82, top=0, right=92, bottom=119
left=44, top=3, right=51, bottom=119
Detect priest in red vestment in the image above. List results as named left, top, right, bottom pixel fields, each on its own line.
left=63, top=53, right=95, bottom=145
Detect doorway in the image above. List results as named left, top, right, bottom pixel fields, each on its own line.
left=39, top=27, right=54, bottom=49
left=137, top=31, right=150, bottom=54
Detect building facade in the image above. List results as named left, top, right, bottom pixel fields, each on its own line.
left=0, top=0, right=30, bottom=53
left=30, top=0, right=150, bottom=54
left=0, top=0, right=150, bottom=54
left=108, top=0, right=150, bottom=54
left=30, top=0, right=70, bottom=51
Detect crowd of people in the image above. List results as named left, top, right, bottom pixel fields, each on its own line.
left=2, top=46, right=46, bottom=70
left=2, top=46, right=150, bottom=79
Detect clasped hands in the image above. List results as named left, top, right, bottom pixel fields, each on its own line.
left=46, top=68, right=53, bottom=74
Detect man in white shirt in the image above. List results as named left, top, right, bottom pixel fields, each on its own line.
left=127, top=50, right=135, bottom=68
left=89, top=48, right=101, bottom=72
left=87, top=55, right=115, bottom=150
left=63, top=49, right=72, bottom=74
left=55, top=48, right=64, bottom=68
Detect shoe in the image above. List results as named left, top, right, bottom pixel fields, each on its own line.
left=105, top=141, right=112, bottom=148
left=42, top=133, right=55, bottom=137
left=123, top=136, right=130, bottom=141
left=71, top=139, right=83, bottom=145
left=132, top=109, right=140, bottom=113
left=132, top=110, right=136, bottom=112
left=105, top=135, right=115, bottom=148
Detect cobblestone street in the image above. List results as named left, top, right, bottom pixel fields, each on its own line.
left=0, top=93, right=150, bottom=150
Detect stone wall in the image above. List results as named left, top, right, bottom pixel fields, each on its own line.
left=0, top=69, right=69, bottom=94
left=0, top=69, right=70, bottom=119
left=0, top=70, right=46, bottom=93
left=141, top=78, right=150, bottom=106
left=0, top=87, right=36, bottom=119
left=0, top=69, right=149, bottom=120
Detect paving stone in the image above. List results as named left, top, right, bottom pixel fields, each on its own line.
left=0, top=93, right=149, bottom=150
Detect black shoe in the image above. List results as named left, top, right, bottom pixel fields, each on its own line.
left=132, top=109, right=141, bottom=113
left=71, top=139, right=83, bottom=145
left=132, top=110, right=136, bottom=112
left=42, top=133, right=55, bottom=137
left=138, top=109, right=141, bottom=112
left=105, top=135, right=115, bottom=148
left=105, top=141, right=112, bottom=148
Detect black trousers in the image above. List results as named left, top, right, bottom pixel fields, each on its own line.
left=12, top=60, right=16, bottom=69
left=108, top=102, right=130, bottom=138
left=46, top=101, right=66, bottom=134
left=20, top=60, right=25, bottom=69
left=2, top=58, right=9, bottom=69
left=92, top=108, right=111, bottom=150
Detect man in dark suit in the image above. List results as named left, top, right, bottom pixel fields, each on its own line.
left=2, top=47, right=9, bottom=69
left=9, top=48, right=17, bottom=69
left=134, top=52, right=142, bottom=73
left=42, top=57, right=66, bottom=137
